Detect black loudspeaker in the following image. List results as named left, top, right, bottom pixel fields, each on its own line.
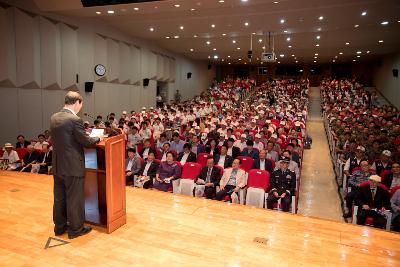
left=187, top=72, right=192, bottom=79
left=393, top=69, right=398, bottom=78
left=208, top=64, right=212, bottom=70
left=85, top=82, right=94, bottom=92
left=143, top=78, right=149, bottom=86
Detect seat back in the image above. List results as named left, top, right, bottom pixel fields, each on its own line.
left=237, top=156, right=253, bottom=172
left=197, top=153, right=211, bottom=167
left=247, top=169, right=270, bottom=190
left=16, top=148, right=27, bottom=159
left=380, top=169, right=392, bottom=180
left=138, top=157, right=145, bottom=168
left=181, top=162, right=202, bottom=180
left=267, top=158, right=275, bottom=170
left=214, top=165, right=224, bottom=176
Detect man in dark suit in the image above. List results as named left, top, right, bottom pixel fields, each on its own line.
left=139, top=139, right=156, bottom=160
left=252, top=149, right=274, bottom=174
left=125, top=148, right=142, bottom=185
left=13, top=145, right=40, bottom=172
left=37, top=142, right=52, bottom=174
left=50, top=91, right=101, bottom=239
left=227, top=138, right=241, bottom=159
left=214, top=145, right=233, bottom=169
left=136, top=152, right=159, bottom=189
left=355, top=175, right=391, bottom=229
left=177, top=143, right=197, bottom=164
left=195, top=156, right=221, bottom=199
left=15, top=134, right=30, bottom=149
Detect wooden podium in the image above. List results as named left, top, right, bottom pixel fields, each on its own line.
left=84, top=133, right=126, bottom=233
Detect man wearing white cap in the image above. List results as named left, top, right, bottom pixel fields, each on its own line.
left=1, top=143, right=20, bottom=170
left=343, top=145, right=367, bottom=177
left=234, top=134, right=247, bottom=151
left=371, top=150, right=392, bottom=177
left=355, top=175, right=391, bottom=229
left=253, top=134, right=265, bottom=151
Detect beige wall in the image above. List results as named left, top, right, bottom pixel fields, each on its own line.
left=0, top=1, right=215, bottom=145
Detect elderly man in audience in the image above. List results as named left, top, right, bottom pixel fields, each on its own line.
left=383, top=162, right=400, bottom=190
left=226, top=138, right=241, bottom=159
left=127, top=126, right=142, bottom=149
left=241, top=140, right=259, bottom=160
left=391, top=188, right=400, bottom=232
left=266, top=141, right=279, bottom=162
left=135, top=152, right=159, bottom=189
left=371, top=150, right=392, bottom=177
left=275, top=150, right=300, bottom=179
left=178, top=143, right=197, bottom=165
left=216, top=158, right=246, bottom=202
left=170, top=132, right=185, bottom=154
left=267, top=156, right=296, bottom=212
left=343, top=159, right=375, bottom=218
left=159, top=142, right=174, bottom=161
left=1, top=143, right=20, bottom=170
left=355, top=175, right=391, bottom=229
left=139, top=139, right=156, bottom=160
left=14, top=145, right=40, bottom=172
left=194, top=156, right=221, bottom=199
left=125, top=148, right=142, bottom=185
left=252, top=149, right=274, bottom=174
left=37, top=142, right=52, bottom=174
left=214, top=145, right=233, bottom=169
left=343, top=146, right=367, bottom=177
left=154, top=152, right=180, bottom=192
left=15, top=135, right=30, bottom=149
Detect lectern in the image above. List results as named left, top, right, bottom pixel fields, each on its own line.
left=84, top=133, right=126, bottom=233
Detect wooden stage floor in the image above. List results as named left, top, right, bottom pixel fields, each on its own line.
left=0, top=172, right=399, bottom=267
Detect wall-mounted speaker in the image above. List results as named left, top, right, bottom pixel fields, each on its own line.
left=393, top=69, right=398, bottom=78
left=208, top=64, right=212, bottom=70
left=85, top=82, right=94, bottom=92
left=187, top=72, right=192, bottom=79
left=143, top=78, right=149, bottom=86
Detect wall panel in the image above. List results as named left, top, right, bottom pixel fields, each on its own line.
left=156, top=54, right=164, bottom=81
left=60, top=23, right=78, bottom=90
left=41, top=89, right=64, bottom=130
left=94, top=34, right=107, bottom=81
left=107, top=38, right=119, bottom=83
left=0, top=7, right=16, bottom=87
left=0, top=88, right=19, bottom=143
left=169, top=58, right=176, bottom=82
left=18, top=88, right=43, bottom=138
left=119, top=42, right=130, bottom=84
left=163, top=57, right=170, bottom=82
left=130, top=46, right=141, bottom=84
left=148, top=52, right=157, bottom=79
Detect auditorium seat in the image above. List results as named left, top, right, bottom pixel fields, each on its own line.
left=179, top=162, right=202, bottom=196
left=245, top=169, right=270, bottom=208
left=197, top=153, right=211, bottom=167
left=16, top=148, right=27, bottom=160
left=237, top=156, right=253, bottom=172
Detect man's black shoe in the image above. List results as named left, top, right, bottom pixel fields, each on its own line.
left=54, top=226, right=68, bottom=236
left=68, top=226, right=92, bottom=239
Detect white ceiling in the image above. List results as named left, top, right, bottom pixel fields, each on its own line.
left=33, top=0, right=400, bottom=64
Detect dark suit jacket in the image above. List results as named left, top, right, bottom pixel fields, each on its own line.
left=252, top=158, right=274, bottom=174
left=177, top=151, right=197, bottom=163
left=382, top=173, right=398, bottom=190
left=205, top=146, right=219, bottom=156
left=50, top=108, right=100, bottom=177
left=355, top=185, right=391, bottom=210
left=138, top=160, right=159, bottom=178
left=16, top=141, right=30, bottom=149
left=229, top=146, right=241, bottom=159
left=139, top=147, right=156, bottom=159
left=37, top=151, right=53, bottom=166
left=195, top=166, right=221, bottom=187
left=214, top=154, right=233, bottom=169
left=23, top=151, right=40, bottom=165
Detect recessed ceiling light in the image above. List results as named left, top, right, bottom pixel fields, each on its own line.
left=315, top=44, right=320, bottom=47
left=295, top=60, right=298, bottom=63
left=165, top=36, right=170, bottom=39
left=120, top=8, right=126, bottom=12
left=315, top=53, right=319, bottom=56
left=190, top=8, right=196, bottom=11
left=149, top=27, right=154, bottom=32
left=96, top=11, right=101, bottom=14
left=381, top=21, right=389, bottom=25
left=316, top=35, right=320, bottom=39
left=274, top=1, right=279, bottom=3
left=174, top=4, right=180, bottom=8
left=190, top=48, right=194, bottom=52
left=154, top=6, right=158, bottom=9
left=283, top=30, right=288, bottom=33
left=206, top=41, right=211, bottom=45
left=356, top=51, right=362, bottom=54
left=291, top=54, right=295, bottom=57
left=335, top=56, right=338, bottom=58
left=214, top=55, right=219, bottom=59
left=180, top=26, right=184, bottom=30
left=107, top=10, right=114, bottom=14
left=314, top=56, right=318, bottom=59
left=361, top=11, right=367, bottom=16
left=286, top=37, right=291, bottom=41
left=222, top=33, right=226, bottom=36
left=317, top=27, right=322, bottom=31
left=318, top=16, right=324, bottom=20
left=238, top=58, right=242, bottom=61
left=193, top=34, right=198, bottom=38
left=366, top=50, right=371, bottom=53
left=288, top=45, right=292, bottom=48
left=339, top=52, right=343, bottom=55
left=345, top=42, right=350, bottom=45
left=244, top=22, right=249, bottom=26
left=232, top=40, right=236, bottom=43
left=222, top=59, right=225, bottom=62
left=237, top=47, right=241, bottom=50
left=258, top=39, right=263, bottom=43
left=211, top=24, right=216, bottom=28
left=398, top=20, right=400, bottom=23
left=213, top=48, right=217, bottom=51
left=228, top=55, right=231, bottom=58
left=277, top=61, right=280, bottom=64
left=174, top=35, right=179, bottom=39
left=219, top=0, right=225, bottom=2
left=280, top=19, right=285, bottom=24
left=279, top=54, right=284, bottom=57
left=262, top=46, right=266, bottom=49
left=313, top=60, right=317, bottom=63
left=228, top=62, right=231, bottom=65
left=252, top=32, right=256, bottom=35
left=241, top=0, right=248, bottom=2
left=378, top=40, right=384, bottom=43
left=134, top=7, right=139, bottom=11
left=357, top=55, right=361, bottom=58
left=354, top=24, right=359, bottom=28
left=332, top=60, right=336, bottom=62
left=353, top=59, right=356, bottom=62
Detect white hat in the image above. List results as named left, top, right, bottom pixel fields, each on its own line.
left=84, top=121, right=90, bottom=125
left=122, top=111, right=127, bottom=115
left=142, top=107, right=146, bottom=110
left=280, top=121, right=286, bottom=126
left=294, top=121, right=301, bottom=127
left=150, top=107, right=154, bottom=109
left=356, top=146, right=366, bottom=152
left=271, top=134, right=278, bottom=139
left=4, top=143, right=13, bottom=148
left=255, top=134, right=261, bottom=138
left=42, top=141, right=49, bottom=146
left=265, top=119, right=271, bottom=124
left=195, top=126, right=201, bottom=130
left=382, top=150, right=391, bottom=157
left=369, top=175, right=381, bottom=183
left=240, top=134, right=246, bottom=138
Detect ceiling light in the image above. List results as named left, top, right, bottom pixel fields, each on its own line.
left=262, top=46, right=266, bottom=49
left=213, top=48, right=217, bottom=51
left=279, top=54, right=284, bottom=57
left=274, top=1, right=279, bottom=3
left=378, top=40, right=384, bottom=43
left=252, top=32, right=256, bottom=35
left=222, top=59, right=225, bottom=62
left=277, top=61, right=280, bottom=64
left=213, top=55, right=219, bottom=59
left=316, top=35, right=320, bottom=39
left=165, top=36, right=170, bottom=39
left=228, top=62, right=231, bottom=65
left=190, top=8, right=196, bottom=11
left=381, top=21, right=389, bottom=25
left=174, top=35, right=179, bottom=39
left=313, top=60, right=317, bottom=63
left=317, top=27, right=322, bottom=31
left=366, top=50, right=371, bottom=53
left=190, top=48, right=194, bottom=52
left=258, top=39, right=263, bottom=43
left=244, top=22, right=249, bottom=26
left=241, top=0, right=248, bottom=2
left=319, top=16, right=324, bottom=20
left=314, top=56, right=318, bottom=59
left=222, top=33, right=226, bottom=36
left=120, top=8, right=126, bottom=12
left=356, top=51, right=362, bottom=54
left=208, top=56, right=211, bottom=59
left=361, top=11, right=367, bottom=16
left=295, top=60, right=298, bottom=63
left=332, top=60, right=336, bottom=63
left=107, top=10, right=114, bottom=14
left=237, top=47, right=241, bottom=50
left=96, top=11, right=101, bottom=14
left=206, top=41, right=211, bottom=45
left=193, top=34, right=198, bottom=38
left=174, top=4, right=180, bottom=8
left=345, top=42, right=350, bottom=45
left=134, top=7, right=139, bottom=11
left=315, top=44, right=320, bottom=47
left=232, top=40, right=236, bottom=43
left=180, top=26, right=184, bottom=30
left=354, top=24, right=359, bottom=28
left=283, top=30, right=288, bottom=33
left=286, top=37, right=291, bottom=41
left=315, top=53, right=319, bottom=56
left=335, top=56, right=338, bottom=58
left=353, top=59, right=356, bottom=62
left=291, top=54, right=295, bottom=57
left=238, top=58, right=242, bottom=61
left=149, top=27, right=154, bottom=32
left=357, top=55, right=361, bottom=58
left=219, top=0, right=225, bottom=2
left=339, top=52, right=343, bottom=55
left=280, top=19, right=285, bottom=24
left=228, top=55, right=231, bottom=58
left=211, top=24, right=216, bottom=28
left=288, top=45, right=292, bottom=48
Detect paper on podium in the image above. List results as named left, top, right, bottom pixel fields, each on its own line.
left=89, top=129, right=105, bottom=138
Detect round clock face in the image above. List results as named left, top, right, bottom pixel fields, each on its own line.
left=94, top=64, right=106, bottom=76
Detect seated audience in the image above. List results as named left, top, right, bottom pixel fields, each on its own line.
left=14, top=145, right=40, bottom=172
left=252, top=149, right=274, bottom=174
left=139, top=139, right=156, bottom=160
left=194, top=156, right=221, bottom=199
left=383, top=162, right=400, bottom=190
left=214, top=145, right=233, bottom=169
left=125, top=148, right=142, bottom=185
left=136, top=152, right=159, bottom=189
left=226, top=138, right=241, bottom=159
left=170, top=132, right=185, bottom=154
left=178, top=143, right=197, bottom=165
left=37, top=142, right=52, bottom=174
left=216, top=158, right=246, bottom=202
left=371, top=150, right=392, bottom=177
left=33, top=134, right=46, bottom=150
left=154, top=152, right=180, bottom=192
left=391, top=189, right=400, bottom=232
left=241, top=140, right=259, bottom=160
left=1, top=143, right=20, bottom=170
left=15, top=135, right=30, bottom=149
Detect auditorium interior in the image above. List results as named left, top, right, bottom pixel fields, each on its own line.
left=0, top=0, right=400, bottom=266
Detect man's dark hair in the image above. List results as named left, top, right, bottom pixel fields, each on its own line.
left=127, top=147, right=136, bottom=153
left=246, top=140, right=254, bottom=146
left=38, top=134, right=45, bottom=138
left=183, top=143, right=192, bottom=149
left=17, top=135, right=25, bottom=139
left=64, top=91, right=82, bottom=105
left=172, top=132, right=180, bottom=138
